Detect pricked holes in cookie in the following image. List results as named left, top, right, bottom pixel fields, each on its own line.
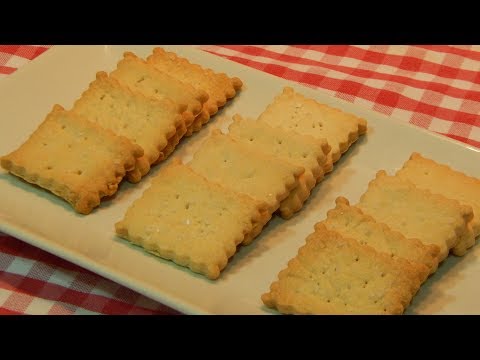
left=302, top=153, right=308, bottom=158
left=185, top=203, right=190, bottom=210
left=381, top=273, right=386, bottom=278
left=46, top=166, right=53, bottom=170
left=136, top=76, right=145, bottom=84
left=100, top=94, right=105, bottom=100
left=424, top=171, right=429, bottom=175
left=249, top=137, right=254, bottom=142
left=277, top=139, right=283, bottom=145
left=355, top=256, right=359, bottom=262
left=175, top=194, right=180, bottom=199
left=76, top=170, right=83, bottom=175
left=363, top=280, right=369, bottom=288
left=61, top=125, right=66, bottom=130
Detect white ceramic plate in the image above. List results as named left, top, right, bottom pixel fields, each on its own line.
left=1, top=46, right=479, bottom=315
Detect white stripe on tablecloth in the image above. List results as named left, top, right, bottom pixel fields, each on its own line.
left=5, top=256, right=34, bottom=276
left=5, top=54, right=30, bottom=69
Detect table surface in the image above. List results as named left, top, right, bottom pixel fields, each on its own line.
left=1, top=45, right=479, bottom=315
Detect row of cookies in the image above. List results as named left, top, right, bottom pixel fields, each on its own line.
left=115, top=87, right=368, bottom=279
left=0, top=48, right=242, bottom=214
left=263, top=153, right=479, bottom=314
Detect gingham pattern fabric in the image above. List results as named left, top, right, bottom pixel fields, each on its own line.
left=1, top=45, right=479, bottom=315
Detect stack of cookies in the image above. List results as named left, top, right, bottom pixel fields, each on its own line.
left=262, top=153, right=479, bottom=314
left=115, top=87, right=367, bottom=279
left=0, top=48, right=243, bottom=214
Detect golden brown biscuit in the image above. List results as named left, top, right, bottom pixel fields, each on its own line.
left=1, top=105, right=142, bottom=214
left=257, top=87, right=367, bottom=173
left=396, top=152, right=480, bottom=255
left=262, top=226, right=424, bottom=314
left=115, top=160, right=268, bottom=279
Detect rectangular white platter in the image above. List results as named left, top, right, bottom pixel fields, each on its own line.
left=1, top=45, right=479, bottom=314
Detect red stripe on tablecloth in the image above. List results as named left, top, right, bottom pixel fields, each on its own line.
left=291, top=45, right=480, bottom=83
left=0, top=45, right=49, bottom=60
left=0, top=308, right=23, bottom=315
left=444, top=134, right=480, bottom=148
left=0, top=65, right=16, bottom=75
left=204, top=52, right=480, bottom=131
left=0, top=45, right=21, bottom=55
left=218, top=45, right=334, bottom=67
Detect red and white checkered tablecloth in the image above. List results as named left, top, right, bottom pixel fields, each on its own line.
left=1, top=45, right=479, bottom=315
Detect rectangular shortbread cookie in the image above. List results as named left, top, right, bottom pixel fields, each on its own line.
left=317, top=196, right=441, bottom=277
left=228, top=115, right=330, bottom=219
left=396, top=152, right=480, bottom=256
left=357, top=170, right=474, bottom=262
left=110, top=51, right=209, bottom=131
left=0, top=105, right=143, bottom=214
left=262, top=226, right=424, bottom=315
left=257, top=87, right=367, bottom=172
left=115, top=160, right=268, bottom=280
left=188, top=130, right=304, bottom=244
left=71, top=71, right=184, bottom=183
left=147, top=47, right=243, bottom=136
